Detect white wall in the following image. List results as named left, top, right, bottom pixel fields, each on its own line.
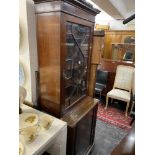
left=26, top=0, right=38, bottom=106
left=95, top=11, right=135, bottom=30
left=19, top=0, right=38, bottom=105
left=19, top=0, right=32, bottom=102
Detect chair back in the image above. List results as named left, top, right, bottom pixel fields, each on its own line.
left=96, top=70, right=108, bottom=86
left=113, top=65, right=134, bottom=92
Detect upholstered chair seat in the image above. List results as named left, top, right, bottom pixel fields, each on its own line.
left=107, top=89, right=130, bottom=102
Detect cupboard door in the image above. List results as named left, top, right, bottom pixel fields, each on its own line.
left=75, top=108, right=94, bottom=155
left=64, top=22, right=91, bottom=109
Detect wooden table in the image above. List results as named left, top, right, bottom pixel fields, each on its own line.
left=19, top=104, right=67, bottom=155
left=111, top=125, right=135, bottom=155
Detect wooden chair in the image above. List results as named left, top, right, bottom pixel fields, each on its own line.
left=105, top=65, right=134, bottom=116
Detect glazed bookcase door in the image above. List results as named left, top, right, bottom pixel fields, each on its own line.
left=63, top=22, right=91, bottom=109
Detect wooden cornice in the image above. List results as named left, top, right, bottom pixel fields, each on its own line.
left=33, top=0, right=100, bottom=15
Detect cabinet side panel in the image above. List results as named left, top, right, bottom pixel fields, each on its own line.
left=91, top=36, right=103, bottom=64
left=37, top=13, right=61, bottom=104
left=88, top=65, right=97, bottom=97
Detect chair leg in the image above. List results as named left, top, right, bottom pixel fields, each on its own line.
left=125, top=101, right=130, bottom=117
left=130, top=101, right=135, bottom=114
left=111, top=98, right=113, bottom=104
left=105, top=96, right=109, bottom=110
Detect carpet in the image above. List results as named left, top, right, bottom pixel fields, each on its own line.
left=91, top=119, right=127, bottom=155
left=97, top=103, right=132, bottom=131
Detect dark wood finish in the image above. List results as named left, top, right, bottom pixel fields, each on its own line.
left=33, top=0, right=100, bottom=154
left=35, top=0, right=97, bottom=117
left=36, top=11, right=61, bottom=117
left=34, top=0, right=100, bottom=16
left=62, top=96, right=98, bottom=127
left=34, top=0, right=99, bottom=23
left=62, top=96, right=98, bottom=155
left=98, top=58, right=135, bottom=96
left=111, top=125, right=135, bottom=155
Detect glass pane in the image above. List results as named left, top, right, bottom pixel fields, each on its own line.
left=63, top=59, right=72, bottom=80
left=112, top=43, right=135, bottom=62
left=64, top=22, right=90, bottom=109
left=72, top=24, right=86, bottom=43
